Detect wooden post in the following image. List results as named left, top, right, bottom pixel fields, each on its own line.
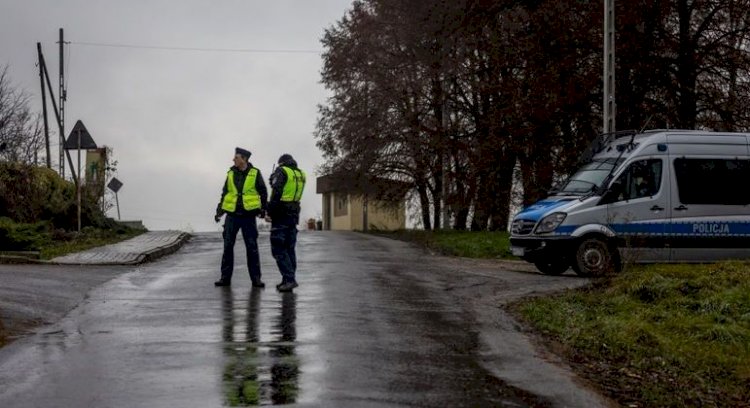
left=36, top=43, right=51, bottom=168
left=77, top=128, right=81, bottom=232
left=59, top=28, right=66, bottom=177
left=40, top=51, right=77, bottom=185
left=115, top=191, right=121, bottom=220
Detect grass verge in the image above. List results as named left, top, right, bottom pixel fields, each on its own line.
left=0, top=217, right=146, bottom=260
left=39, top=228, right=145, bottom=259
left=512, top=262, right=750, bottom=407
left=373, top=229, right=516, bottom=259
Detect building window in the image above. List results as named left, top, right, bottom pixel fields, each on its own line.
left=334, top=194, right=348, bottom=216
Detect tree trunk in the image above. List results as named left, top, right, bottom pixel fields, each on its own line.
left=432, top=150, right=443, bottom=230
left=488, top=152, right=516, bottom=231
left=521, top=129, right=555, bottom=206
left=451, top=152, right=473, bottom=230
left=417, top=182, right=432, bottom=230
left=676, top=0, right=697, bottom=129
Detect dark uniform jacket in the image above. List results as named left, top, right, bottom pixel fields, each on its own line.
left=216, top=165, right=268, bottom=218
left=268, top=159, right=302, bottom=226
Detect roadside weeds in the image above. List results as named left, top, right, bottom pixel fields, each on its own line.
left=510, top=262, right=750, bottom=408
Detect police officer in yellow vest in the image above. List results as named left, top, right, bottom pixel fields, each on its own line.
left=268, top=154, right=306, bottom=292
left=214, top=147, right=268, bottom=287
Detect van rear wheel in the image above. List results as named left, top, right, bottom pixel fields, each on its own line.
left=572, top=237, right=615, bottom=277
left=534, top=261, right=569, bottom=275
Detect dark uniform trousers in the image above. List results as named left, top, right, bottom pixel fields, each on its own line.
left=220, top=214, right=261, bottom=282
left=270, top=224, right=297, bottom=284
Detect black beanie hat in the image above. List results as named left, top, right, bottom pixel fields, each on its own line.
left=278, top=154, right=294, bottom=165
left=235, top=147, right=251, bottom=159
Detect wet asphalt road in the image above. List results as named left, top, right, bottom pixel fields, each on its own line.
left=0, top=231, right=611, bottom=407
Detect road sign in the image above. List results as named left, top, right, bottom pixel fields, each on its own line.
left=107, top=177, right=123, bottom=193
left=64, top=120, right=98, bottom=150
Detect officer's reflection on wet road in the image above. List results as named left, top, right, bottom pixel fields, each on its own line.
left=270, top=292, right=300, bottom=404
left=221, top=288, right=299, bottom=406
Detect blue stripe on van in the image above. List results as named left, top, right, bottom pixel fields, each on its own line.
left=612, top=223, right=668, bottom=235
left=550, top=221, right=750, bottom=236
left=554, top=225, right=577, bottom=234
left=671, top=221, right=750, bottom=236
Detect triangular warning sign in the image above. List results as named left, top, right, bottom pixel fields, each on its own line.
left=64, top=120, right=98, bottom=150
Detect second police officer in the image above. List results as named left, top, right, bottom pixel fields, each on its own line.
left=267, top=153, right=306, bottom=292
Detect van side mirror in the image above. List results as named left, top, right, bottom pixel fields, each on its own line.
left=600, top=180, right=624, bottom=204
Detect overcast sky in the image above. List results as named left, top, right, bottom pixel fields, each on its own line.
left=1, top=0, right=353, bottom=232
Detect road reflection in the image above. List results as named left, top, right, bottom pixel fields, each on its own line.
left=221, top=288, right=299, bottom=406
left=221, top=288, right=261, bottom=406
left=269, top=292, right=299, bottom=404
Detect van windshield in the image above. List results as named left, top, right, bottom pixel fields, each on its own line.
left=553, top=158, right=622, bottom=195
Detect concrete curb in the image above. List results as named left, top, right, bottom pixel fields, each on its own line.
left=135, top=232, right=192, bottom=265
left=0, top=232, right=192, bottom=266
left=49, top=232, right=193, bottom=266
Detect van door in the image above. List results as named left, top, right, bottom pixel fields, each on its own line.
left=668, top=135, right=750, bottom=261
left=601, top=156, right=671, bottom=263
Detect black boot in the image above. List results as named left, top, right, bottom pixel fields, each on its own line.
left=214, top=279, right=231, bottom=287
left=252, top=280, right=266, bottom=288
left=276, top=281, right=298, bottom=292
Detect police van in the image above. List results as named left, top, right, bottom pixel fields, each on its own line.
left=509, top=129, right=750, bottom=276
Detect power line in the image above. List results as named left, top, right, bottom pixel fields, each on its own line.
left=70, top=41, right=322, bottom=54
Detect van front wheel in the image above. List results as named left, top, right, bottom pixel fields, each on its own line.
left=534, top=261, right=569, bottom=275
left=572, top=238, right=614, bottom=277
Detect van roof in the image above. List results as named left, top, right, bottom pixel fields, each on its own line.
left=587, top=129, right=750, bottom=161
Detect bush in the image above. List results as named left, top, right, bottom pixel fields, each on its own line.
left=0, top=162, right=107, bottom=230
left=0, top=217, right=51, bottom=251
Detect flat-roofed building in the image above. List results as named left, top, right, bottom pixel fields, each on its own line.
left=316, top=174, right=407, bottom=231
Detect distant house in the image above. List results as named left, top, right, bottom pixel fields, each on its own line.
left=316, top=174, right=407, bottom=231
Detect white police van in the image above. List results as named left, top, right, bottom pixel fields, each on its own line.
left=510, top=129, right=750, bottom=276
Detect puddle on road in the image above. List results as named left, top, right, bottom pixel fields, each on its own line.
left=221, top=289, right=300, bottom=406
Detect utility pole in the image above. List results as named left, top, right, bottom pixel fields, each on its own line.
left=39, top=47, right=78, bottom=185
left=441, top=86, right=450, bottom=230
left=603, top=0, right=616, bottom=133
left=37, top=43, right=51, bottom=168
left=58, top=28, right=66, bottom=178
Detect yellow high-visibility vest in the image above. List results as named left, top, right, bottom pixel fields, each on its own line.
left=221, top=168, right=261, bottom=212
left=280, top=166, right=306, bottom=202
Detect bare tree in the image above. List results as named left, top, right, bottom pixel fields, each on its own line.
left=0, top=65, right=45, bottom=164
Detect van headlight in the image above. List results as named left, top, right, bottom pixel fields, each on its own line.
left=535, top=213, right=567, bottom=233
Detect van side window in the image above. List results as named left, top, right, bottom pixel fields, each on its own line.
left=674, top=158, right=750, bottom=205
left=612, top=159, right=662, bottom=201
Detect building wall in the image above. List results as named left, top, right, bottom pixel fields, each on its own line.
left=323, top=192, right=405, bottom=231
left=330, top=192, right=352, bottom=230
left=350, top=195, right=364, bottom=231
left=366, top=200, right=405, bottom=230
